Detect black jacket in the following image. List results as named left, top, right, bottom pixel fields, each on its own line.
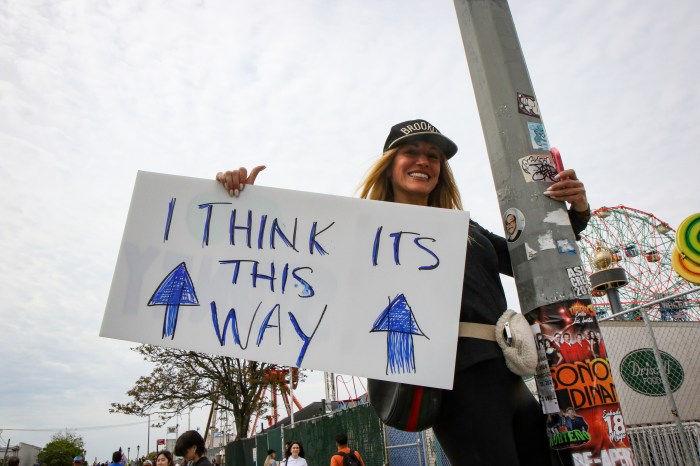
left=455, top=209, right=589, bottom=371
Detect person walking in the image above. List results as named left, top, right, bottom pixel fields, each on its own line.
left=263, top=449, right=277, bottom=466
left=330, top=433, right=364, bottom=466
left=155, top=451, right=174, bottom=466
left=281, top=442, right=306, bottom=466
left=174, top=431, right=212, bottom=466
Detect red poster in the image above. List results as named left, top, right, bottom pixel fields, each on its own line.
left=528, top=299, right=635, bottom=465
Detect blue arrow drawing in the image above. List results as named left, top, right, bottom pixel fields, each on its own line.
left=370, top=293, right=428, bottom=374
left=148, top=262, right=200, bottom=339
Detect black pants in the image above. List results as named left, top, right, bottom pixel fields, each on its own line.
left=433, top=358, right=554, bottom=466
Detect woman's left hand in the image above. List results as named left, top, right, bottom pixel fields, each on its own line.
left=544, top=168, right=589, bottom=213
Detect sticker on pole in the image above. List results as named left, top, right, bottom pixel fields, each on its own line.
left=519, top=153, right=556, bottom=182
left=517, top=92, right=541, bottom=118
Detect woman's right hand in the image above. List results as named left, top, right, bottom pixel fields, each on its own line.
left=215, top=165, right=266, bottom=197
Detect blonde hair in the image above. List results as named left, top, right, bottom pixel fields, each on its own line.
left=357, top=147, right=463, bottom=210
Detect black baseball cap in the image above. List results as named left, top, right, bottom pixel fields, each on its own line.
left=383, top=119, right=458, bottom=159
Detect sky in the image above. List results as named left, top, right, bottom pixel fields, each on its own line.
left=2, top=0, right=699, bottom=462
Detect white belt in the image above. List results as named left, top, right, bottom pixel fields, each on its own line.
left=458, top=322, right=496, bottom=341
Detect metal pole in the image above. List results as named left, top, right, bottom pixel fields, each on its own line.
left=452, top=0, right=633, bottom=463
left=416, top=432, right=423, bottom=466
left=606, top=288, right=624, bottom=315
left=452, top=0, right=588, bottom=310
left=637, top=307, right=698, bottom=465
left=381, top=422, right=390, bottom=466
left=289, top=368, right=295, bottom=426
left=330, top=372, right=336, bottom=402
left=147, top=414, right=151, bottom=455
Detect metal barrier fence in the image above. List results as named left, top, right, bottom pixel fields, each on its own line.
left=628, top=422, right=700, bottom=466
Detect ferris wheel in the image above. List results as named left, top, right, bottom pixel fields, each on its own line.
left=579, top=205, right=700, bottom=321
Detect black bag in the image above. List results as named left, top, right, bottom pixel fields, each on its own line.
left=367, top=379, right=442, bottom=432
left=333, top=450, right=361, bottom=466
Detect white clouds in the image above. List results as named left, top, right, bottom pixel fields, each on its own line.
left=1, top=0, right=699, bottom=460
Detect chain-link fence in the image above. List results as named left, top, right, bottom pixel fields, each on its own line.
left=383, top=428, right=450, bottom=466
left=384, top=428, right=426, bottom=465
left=598, top=295, right=700, bottom=466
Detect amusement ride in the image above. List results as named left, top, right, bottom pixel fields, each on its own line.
left=579, top=205, right=700, bottom=321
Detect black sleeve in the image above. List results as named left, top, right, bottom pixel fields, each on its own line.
left=568, top=206, right=591, bottom=240
left=471, top=221, right=513, bottom=277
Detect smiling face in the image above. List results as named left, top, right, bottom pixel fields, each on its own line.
left=389, top=140, right=442, bottom=205
left=505, top=214, right=517, bottom=235
left=290, top=444, right=301, bottom=458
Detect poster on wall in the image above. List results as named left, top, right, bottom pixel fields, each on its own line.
left=101, top=171, right=470, bottom=389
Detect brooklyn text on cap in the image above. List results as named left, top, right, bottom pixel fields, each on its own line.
left=383, top=119, right=458, bottom=159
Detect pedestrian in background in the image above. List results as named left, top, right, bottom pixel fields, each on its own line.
left=175, top=431, right=211, bottom=466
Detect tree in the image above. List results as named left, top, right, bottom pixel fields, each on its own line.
left=37, top=431, right=85, bottom=466
left=110, top=345, right=291, bottom=438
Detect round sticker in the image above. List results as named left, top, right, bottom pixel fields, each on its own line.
left=504, top=208, right=525, bottom=243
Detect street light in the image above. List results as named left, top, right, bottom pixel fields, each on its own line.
left=147, top=414, right=151, bottom=456
left=137, top=446, right=140, bottom=464
left=127, top=448, right=130, bottom=463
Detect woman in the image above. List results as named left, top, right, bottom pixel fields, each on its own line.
left=282, top=442, right=306, bottom=466
left=263, top=449, right=277, bottom=466
left=174, top=430, right=211, bottom=466
left=596, top=330, right=607, bottom=358
left=217, top=119, right=590, bottom=465
left=155, top=451, right=174, bottom=466
left=545, top=338, right=564, bottom=366
left=588, top=330, right=600, bottom=359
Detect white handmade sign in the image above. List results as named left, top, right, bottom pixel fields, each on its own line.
left=101, top=171, right=470, bottom=389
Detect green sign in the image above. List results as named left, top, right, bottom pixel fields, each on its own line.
left=620, top=349, right=684, bottom=396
